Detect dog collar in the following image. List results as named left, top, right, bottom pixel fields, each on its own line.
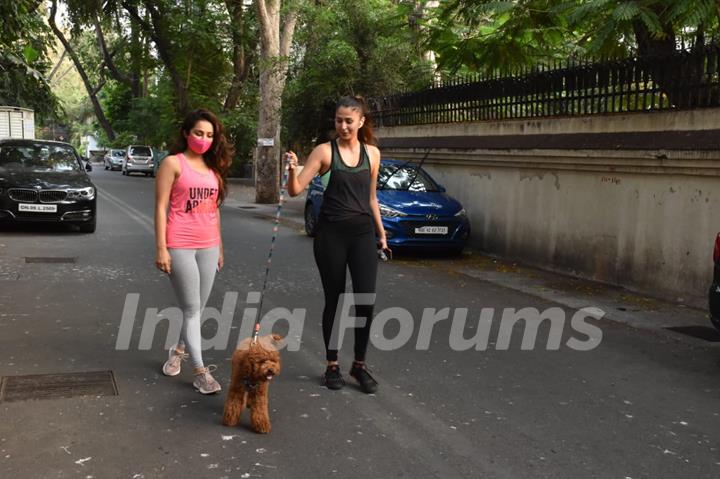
left=243, top=377, right=258, bottom=390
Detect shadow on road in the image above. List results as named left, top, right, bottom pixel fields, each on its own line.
left=0, top=222, right=88, bottom=235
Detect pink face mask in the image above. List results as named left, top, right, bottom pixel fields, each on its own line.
left=187, top=135, right=212, bottom=155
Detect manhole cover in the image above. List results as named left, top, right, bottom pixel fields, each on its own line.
left=0, top=370, right=118, bottom=402
left=25, top=257, right=77, bottom=264
left=665, top=326, right=720, bottom=342
left=238, top=206, right=258, bottom=210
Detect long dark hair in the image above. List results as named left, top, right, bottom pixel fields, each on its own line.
left=171, top=108, right=234, bottom=204
left=335, top=96, right=377, bottom=146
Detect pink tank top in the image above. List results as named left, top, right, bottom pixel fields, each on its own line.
left=166, top=153, right=220, bottom=249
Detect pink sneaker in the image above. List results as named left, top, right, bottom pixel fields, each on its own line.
left=193, top=365, right=221, bottom=394
left=162, top=345, right=188, bottom=377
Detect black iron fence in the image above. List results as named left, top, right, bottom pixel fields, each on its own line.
left=371, top=44, right=720, bottom=127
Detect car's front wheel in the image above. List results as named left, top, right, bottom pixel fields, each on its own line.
left=304, top=203, right=317, bottom=237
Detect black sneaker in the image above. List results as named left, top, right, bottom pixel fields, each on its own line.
left=350, top=363, right=378, bottom=394
left=322, top=365, right=345, bottom=390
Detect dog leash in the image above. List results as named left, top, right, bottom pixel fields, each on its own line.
left=253, top=158, right=290, bottom=344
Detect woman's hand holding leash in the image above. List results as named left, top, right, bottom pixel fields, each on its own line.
left=285, top=151, right=298, bottom=171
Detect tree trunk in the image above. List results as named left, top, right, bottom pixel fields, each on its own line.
left=415, top=1, right=438, bottom=68
left=131, top=12, right=143, bottom=98
left=48, top=0, right=116, bottom=141
left=47, top=48, right=66, bottom=83
left=254, top=0, right=298, bottom=203
left=255, top=66, right=284, bottom=203
left=223, top=0, right=252, bottom=112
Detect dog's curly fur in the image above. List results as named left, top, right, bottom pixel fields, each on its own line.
left=222, top=333, right=282, bottom=434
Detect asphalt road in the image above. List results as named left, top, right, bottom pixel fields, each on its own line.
left=1, top=167, right=719, bottom=478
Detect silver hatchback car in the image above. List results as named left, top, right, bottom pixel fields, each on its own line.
left=104, top=148, right=125, bottom=171
left=122, top=145, right=154, bottom=177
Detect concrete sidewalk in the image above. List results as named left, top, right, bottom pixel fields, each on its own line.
left=225, top=178, right=306, bottom=229
left=225, top=179, right=715, bottom=346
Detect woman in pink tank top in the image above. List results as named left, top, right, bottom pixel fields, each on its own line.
left=154, top=109, right=233, bottom=395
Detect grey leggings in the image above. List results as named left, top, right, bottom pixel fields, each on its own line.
left=168, top=246, right=220, bottom=369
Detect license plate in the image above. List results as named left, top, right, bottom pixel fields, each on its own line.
left=19, top=203, right=57, bottom=213
left=414, top=226, right=448, bottom=234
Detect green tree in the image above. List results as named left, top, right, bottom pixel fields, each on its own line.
left=56, top=0, right=252, bottom=156
left=0, top=0, right=61, bottom=122
left=426, top=0, right=720, bottom=74
left=48, top=37, right=95, bottom=149
left=120, top=0, right=234, bottom=116
left=284, top=0, right=433, bottom=150
left=49, top=0, right=117, bottom=139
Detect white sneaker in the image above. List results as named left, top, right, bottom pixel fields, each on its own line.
left=193, top=365, right=221, bottom=394
left=162, top=345, right=188, bottom=377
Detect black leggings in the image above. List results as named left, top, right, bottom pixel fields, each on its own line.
left=313, top=215, right=378, bottom=362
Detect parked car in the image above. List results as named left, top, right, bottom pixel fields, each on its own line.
left=104, top=148, right=125, bottom=171
left=709, top=233, right=720, bottom=331
left=0, top=139, right=97, bottom=232
left=304, top=159, right=470, bottom=254
left=122, top=144, right=154, bottom=176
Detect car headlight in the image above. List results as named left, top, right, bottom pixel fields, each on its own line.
left=454, top=208, right=467, bottom=218
left=379, top=204, right=407, bottom=218
left=67, top=187, right=96, bottom=200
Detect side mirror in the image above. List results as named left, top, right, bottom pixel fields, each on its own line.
left=437, top=184, right=446, bottom=193
left=85, top=162, right=93, bottom=172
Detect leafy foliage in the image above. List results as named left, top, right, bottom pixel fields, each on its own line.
left=427, top=0, right=581, bottom=74
left=427, top=0, right=720, bottom=74
left=11, top=0, right=716, bottom=170
left=0, top=1, right=61, bottom=121
left=283, top=0, right=433, bottom=150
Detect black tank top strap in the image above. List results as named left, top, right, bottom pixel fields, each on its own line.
left=360, top=142, right=370, bottom=170
left=330, top=139, right=339, bottom=171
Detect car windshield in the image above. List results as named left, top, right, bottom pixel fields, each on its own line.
left=129, top=146, right=151, bottom=156
left=112, top=150, right=124, bottom=157
left=0, top=144, right=81, bottom=172
left=377, top=164, right=438, bottom=192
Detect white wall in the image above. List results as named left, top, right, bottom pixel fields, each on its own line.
left=83, top=134, right=99, bottom=157
left=378, top=110, right=720, bottom=303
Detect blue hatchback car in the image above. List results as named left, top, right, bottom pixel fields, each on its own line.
left=304, top=159, right=471, bottom=253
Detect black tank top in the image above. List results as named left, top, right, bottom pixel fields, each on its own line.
left=319, top=139, right=372, bottom=222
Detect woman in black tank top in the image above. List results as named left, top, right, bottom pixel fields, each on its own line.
left=286, top=96, right=390, bottom=394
